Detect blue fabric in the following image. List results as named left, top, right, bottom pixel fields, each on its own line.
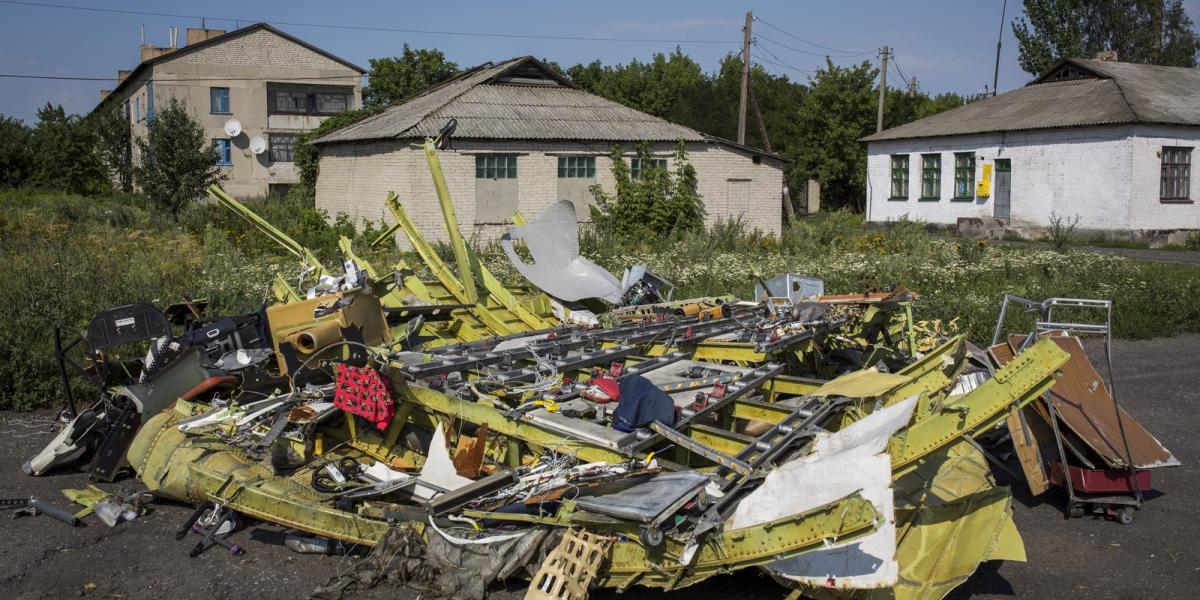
left=611, top=375, right=675, bottom=433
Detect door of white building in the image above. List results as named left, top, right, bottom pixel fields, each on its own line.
left=993, top=159, right=1011, bottom=221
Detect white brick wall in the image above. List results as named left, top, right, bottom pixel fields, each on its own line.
left=315, top=139, right=784, bottom=247
left=172, top=29, right=349, bottom=70
left=866, top=124, right=1200, bottom=231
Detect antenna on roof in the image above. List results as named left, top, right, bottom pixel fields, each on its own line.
left=140, top=24, right=144, bottom=46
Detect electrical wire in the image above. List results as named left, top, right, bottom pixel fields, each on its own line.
left=754, top=17, right=871, bottom=56
left=751, top=53, right=813, bottom=76
left=890, top=54, right=910, bottom=86
left=756, top=32, right=873, bottom=59
left=0, top=1, right=737, bottom=45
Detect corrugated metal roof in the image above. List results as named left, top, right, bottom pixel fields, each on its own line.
left=864, top=58, right=1200, bottom=142
left=315, top=56, right=707, bottom=145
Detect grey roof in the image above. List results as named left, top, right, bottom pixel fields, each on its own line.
left=864, top=58, right=1200, bottom=142
left=315, top=56, right=775, bottom=157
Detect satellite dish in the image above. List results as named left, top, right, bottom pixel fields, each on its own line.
left=223, top=118, right=242, bottom=137
left=249, top=136, right=267, bottom=155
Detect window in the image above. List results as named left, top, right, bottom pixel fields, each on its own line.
left=135, top=97, right=142, bottom=122
left=921, top=153, right=941, bottom=199
left=267, top=84, right=353, bottom=116
left=1161, top=146, right=1192, bottom=201
left=889, top=154, right=909, bottom=199
left=213, top=139, right=232, bottom=166
left=953, top=152, right=975, bottom=199
left=630, top=158, right=667, bottom=180
left=269, top=133, right=299, bottom=163
left=475, top=155, right=517, bottom=179
left=210, top=87, right=230, bottom=114
left=558, top=156, right=596, bottom=178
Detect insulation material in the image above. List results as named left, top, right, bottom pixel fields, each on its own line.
left=414, top=423, right=473, bottom=500
left=732, top=397, right=917, bottom=590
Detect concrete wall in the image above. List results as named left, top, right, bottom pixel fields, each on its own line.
left=866, top=124, right=1200, bottom=232
left=315, top=139, right=784, bottom=247
left=111, top=28, right=362, bottom=198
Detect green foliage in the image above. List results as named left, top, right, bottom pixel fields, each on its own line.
left=789, top=60, right=877, bottom=211
left=1013, top=0, right=1200, bottom=75
left=1047, top=211, right=1081, bottom=251
left=0, top=114, right=32, bottom=188
left=1185, top=231, right=1200, bottom=251
left=588, top=140, right=705, bottom=239
left=88, top=103, right=133, bottom=192
left=28, top=103, right=107, bottom=195
left=296, top=108, right=375, bottom=189
left=362, top=45, right=459, bottom=110
left=133, top=98, right=223, bottom=220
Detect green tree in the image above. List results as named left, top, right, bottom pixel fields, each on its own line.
left=89, top=103, right=133, bottom=192
left=29, top=103, right=106, bottom=194
left=133, top=98, right=222, bottom=220
left=1013, top=0, right=1200, bottom=76
left=589, top=140, right=704, bottom=237
left=790, top=60, right=878, bottom=211
left=0, top=115, right=32, bottom=188
left=362, top=45, right=459, bottom=110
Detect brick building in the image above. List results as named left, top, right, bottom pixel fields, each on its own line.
left=312, top=56, right=784, bottom=243
left=863, top=58, right=1200, bottom=234
left=97, top=23, right=364, bottom=198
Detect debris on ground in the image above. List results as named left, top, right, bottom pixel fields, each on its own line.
left=21, top=123, right=1178, bottom=599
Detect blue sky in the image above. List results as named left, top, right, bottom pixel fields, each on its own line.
left=2, top=0, right=1198, bottom=124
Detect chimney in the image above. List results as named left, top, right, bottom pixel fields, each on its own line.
left=118, top=70, right=131, bottom=82
left=140, top=45, right=175, bottom=62
left=186, top=28, right=226, bottom=46
left=99, top=89, right=111, bottom=101
left=1094, top=50, right=1119, bottom=62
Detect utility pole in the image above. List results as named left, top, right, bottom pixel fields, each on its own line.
left=876, top=46, right=889, bottom=134
left=992, top=0, right=1007, bottom=96
left=909, top=75, right=918, bottom=98
left=737, top=11, right=753, bottom=145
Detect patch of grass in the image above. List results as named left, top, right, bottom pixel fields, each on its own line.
left=5, top=189, right=1200, bottom=411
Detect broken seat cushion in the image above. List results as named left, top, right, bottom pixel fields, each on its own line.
left=611, top=375, right=676, bottom=433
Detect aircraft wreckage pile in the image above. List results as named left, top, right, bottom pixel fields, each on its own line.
left=25, top=129, right=1178, bottom=600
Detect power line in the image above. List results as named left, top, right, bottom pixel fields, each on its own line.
left=0, top=0, right=738, bottom=45
left=890, top=54, right=909, bottom=86
left=754, top=18, right=871, bottom=56
left=756, top=32, right=868, bottom=59
left=751, top=53, right=813, bottom=76
left=751, top=41, right=813, bottom=74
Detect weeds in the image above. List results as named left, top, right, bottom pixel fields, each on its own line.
left=1047, top=212, right=1081, bottom=252
left=4, top=190, right=1200, bottom=411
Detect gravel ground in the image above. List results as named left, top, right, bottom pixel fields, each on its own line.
left=1, top=335, right=1197, bottom=600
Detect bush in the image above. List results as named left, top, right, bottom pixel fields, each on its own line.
left=1047, top=212, right=1081, bottom=252
left=589, top=140, right=705, bottom=239
left=1185, top=231, right=1200, bottom=251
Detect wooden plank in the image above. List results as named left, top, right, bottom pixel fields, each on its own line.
left=1006, top=407, right=1050, bottom=495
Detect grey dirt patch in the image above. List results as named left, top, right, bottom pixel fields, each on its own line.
left=2, top=335, right=1199, bottom=600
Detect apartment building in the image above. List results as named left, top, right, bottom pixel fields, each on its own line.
left=98, top=23, right=364, bottom=197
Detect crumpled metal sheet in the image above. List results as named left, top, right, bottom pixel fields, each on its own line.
left=574, top=471, right=708, bottom=522
left=500, top=200, right=623, bottom=303
left=735, top=397, right=918, bottom=590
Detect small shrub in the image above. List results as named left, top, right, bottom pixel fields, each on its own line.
left=1047, top=212, right=1081, bottom=252
left=1185, top=231, right=1200, bottom=251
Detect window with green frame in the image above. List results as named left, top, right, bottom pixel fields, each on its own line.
left=557, top=156, right=596, bottom=178
left=921, top=154, right=941, bottom=199
left=953, top=152, right=975, bottom=199
left=890, top=154, right=909, bottom=199
left=475, top=155, right=517, bottom=179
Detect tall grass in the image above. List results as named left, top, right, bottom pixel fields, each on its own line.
left=3, top=193, right=1200, bottom=411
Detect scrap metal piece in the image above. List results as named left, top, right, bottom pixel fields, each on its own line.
left=500, top=200, right=623, bottom=303
left=527, top=529, right=612, bottom=600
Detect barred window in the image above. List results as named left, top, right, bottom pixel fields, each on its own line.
left=953, top=152, right=975, bottom=199
left=630, top=158, right=667, bottom=180
left=558, top=156, right=596, bottom=178
left=270, top=134, right=299, bottom=163
left=890, top=154, right=909, bottom=199
left=921, top=154, right=941, bottom=199
left=475, top=155, right=517, bottom=179
left=1161, top=147, right=1191, bottom=201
